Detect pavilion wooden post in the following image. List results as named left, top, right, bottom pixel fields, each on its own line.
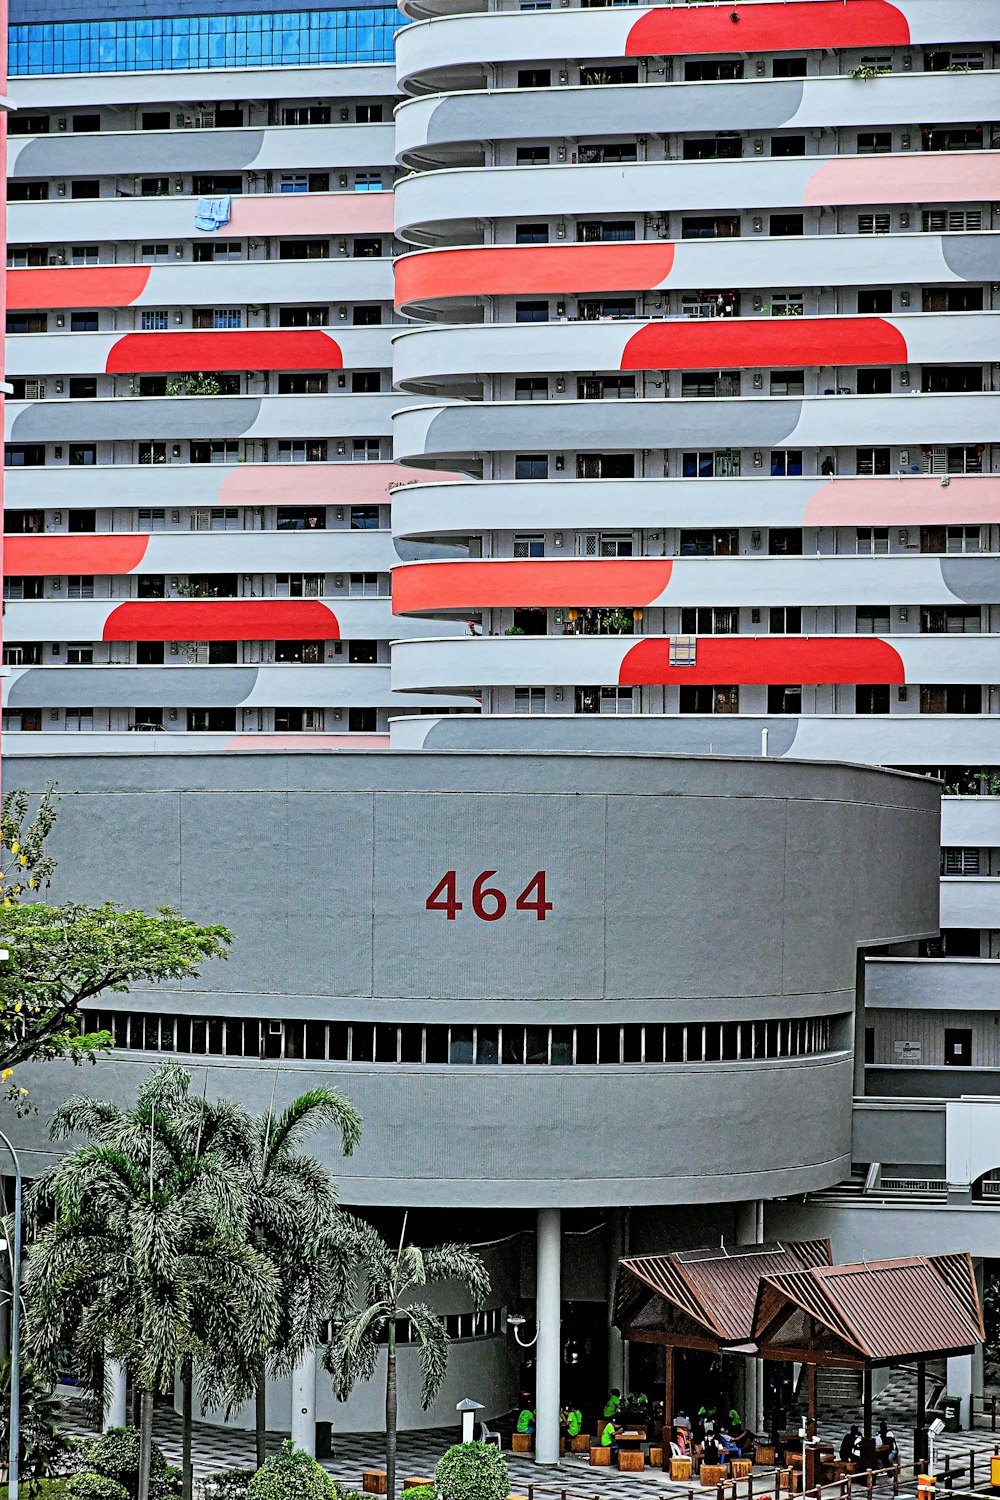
left=664, top=1345, right=675, bottom=1470
left=915, top=1360, right=929, bottom=1467
left=804, top=1366, right=819, bottom=1491
left=858, top=1368, right=876, bottom=1472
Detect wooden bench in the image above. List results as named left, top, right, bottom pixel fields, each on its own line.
left=671, top=1457, right=693, bottom=1482
left=756, top=1446, right=777, bottom=1467
left=619, top=1451, right=644, bottom=1473
left=731, top=1460, right=753, bottom=1480
left=700, top=1465, right=728, bottom=1487
left=649, top=1446, right=663, bottom=1469
left=363, top=1473, right=387, bottom=1495
left=511, top=1433, right=533, bottom=1455
left=570, top=1434, right=591, bottom=1453
left=590, top=1447, right=611, bottom=1466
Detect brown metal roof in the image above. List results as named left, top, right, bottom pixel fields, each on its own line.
left=751, top=1252, right=984, bottom=1367
left=614, top=1239, right=832, bottom=1347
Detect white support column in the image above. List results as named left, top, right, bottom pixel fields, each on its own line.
left=734, top=1202, right=765, bottom=1433
left=972, top=1260, right=985, bottom=1402
left=535, top=1208, right=562, bottom=1466
left=291, top=1345, right=317, bottom=1456
left=105, top=1359, right=128, bottom=1432
left=947, top=1354, right=973, bottom=1431
left=607, top=1210, right=626, bottom=1396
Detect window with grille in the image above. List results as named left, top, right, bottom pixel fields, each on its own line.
left=921, top=209, right=982, bottom=232
left=577, top=220, right=636, bottom=242
left=921, top=607, right=981, bottom=634
left=858, top=214, right=891, bottom=234
left=680, top=608, right=739, bottom=635
left=599, top=687, right=634, bottom=714
left=514, top=687, right=546, bottom=713
left=513, top=535, right=545, bottom=558
left=140, top=310, right=170, bottom=330
left=856, top=606, right=891, bottom=633
left=941, top=848, right=981, bottom=876
left=856, top=528, right=889, bottom=554
left=856, top=448, right=891, bottom=476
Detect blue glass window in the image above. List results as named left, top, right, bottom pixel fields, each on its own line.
left=9, top=8, right=402, bottom=74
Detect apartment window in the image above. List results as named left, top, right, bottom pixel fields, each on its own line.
left=516, top=146, right=549, bottom=165
left=859, top=214, right=891, bottom=235
left=683, top=451, right=741, bottom=478
left=515, top=455, right=548, bottom=479
left=681, top=370, right=741, bottom=398
left=923, top=366, right=983, bottom=394
left=348, top=708, right=377, bottom=732
left=188, top=709, right=237, bottom=732
left=857, top=685, right=890, bottom=714
left=858, top=369, right=892, bottom=395
left=515, top=378, right=548, bottom=401
left=141, top=110, right=170, bottom=129
left=65, top=708, right=94, bottom=731
left=513, top=534, right=545, bottom=558
left=770, top=451, right=803, bottom=476
left=277, top=373, right=328, bottom=395
left=352, top=305, right=382, bottom=325
left=67, top=576, right=95, bottom=599
left=280, top=307, right=328, bottom=327
left=858, top=132, right=892, bottom=154
left=277, top=574, right=324, bottom=598
left=920, top=686, right=982, bottom=715
left=856, top=606, right=891, bottom=633
left=516, top=301, right=549, bottom=323
left=576, top=455, right=634, bottom=479
left=925, top=126, right=984, bottom=152
left=773, top=56, right=807, bottom=76
left=514, top=687, right=546, bottom=713
left=279, top=240, right=329, bottom=260
left=278, top=440, right=328, bottom=463
left=137, top=576, right=166, bottom=598
left=770, top=370, right=804, bottom=396
left=923, top=287, right=984, bottom=313
left=680, top=529, right=738, bottom=557
left=139, top=442, right=167, bottom=465
left=349, top=640, right=378, bottom=663
left=71, top=180, right=100, bottom=199
left=683, top=135, right=741, bottom=161
left=193, top=308, right=242, bottom=329
left=921, top=607, right=981, bottom=634
left=353, top=238, right=383, bottom=258
left=685, top=58, right=743, bottom=81
left=681, top=216, right=741, bottom=239
left=768, top=685, right=802, bottom=714
left=356, top=103, right=383, bottom=122
left=191, top=174, right=242, bottom=195
left=5, top=446, right=46, bottom=467
left=942, top=848, right=981, bottom=876
left=769, top=528, right=802, bottom=556
left=349, top=573, right=380, bottom=597
left=71, top=246, right=100, bottom=265
left=7, top=313, right=48, bottom=334
left=9, top=182, right=49, bottom=201
left=67, top=643, right=94, bottom=665
left=769, top=606, right=801, bottom=634
left=5, top=511, right=44, bottom=533
left=577, top=376, right=635, bottom=400
left=141, top=310, right=170, bottom=331
left=280, top=172, right=330, bottom=193
left=191, top=441, right=239, bottom=464
left=3, top=644, right=43, bottom=665
left=209, top=508, right=240, bottom=531
left=679, top=685, right=739, bottom=713
left=580, top=142, right=638, bottom=164
left=517, top=68, right=551, bottom=86
left=3, top=578, right=44, bottom=600
left=9, top=114, right=50, bottom=133
left=352, top=440, right=381, bottom=461
left=681, top=607, right=739, bottom=635
left=350, top=506, right=380, bottom=530
left=579, top=297, right=636, bottom=321
left=516, top=223, right=548, bottom=244
left=946, top=526, right=982, bottom=554
left=141, top=177, right=170, bottom=196
left=923, top=446, right=984, bottom=476
left=274, top=640, right=324, bottom=664
left=139, top=244, right=171, bottom=261
left=579, top=64, right=638, bottom=85
left=857, top=528, right=889, bottom=555
left=69, top=378, right=98, bottom=399
left=354, top=172, right=382, bottom=192
left=138, top=509, right=167, bottom=530
left=771, top=135, right=806, bottom=157
left=69, top=446, right=97, bottom=467
left=71, top=312, right=99, bottom=332
left=277, top=507, right=326, bottom=530
left=770, top=292, right=804, bottom=317
left=192, top=241, right=243, bottom=261
left=578, top=221, right=636, bottom=243
left=924, top=50, right=984, bottom=70
left=8, top=248, right=50, bottom=267
left=858, top=289, right=892, bottom=314
left=856, top=448, right=891, bottom=476
left=282, top=104, right=331, bottom=125
left=770, top=214, right=803, bottom=236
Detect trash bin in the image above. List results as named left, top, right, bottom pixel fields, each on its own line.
left=316, top=1421, right=333, bottom=1459
left=941, top=1396, right=962, bottom=1433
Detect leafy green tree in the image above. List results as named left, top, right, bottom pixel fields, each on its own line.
left=22, top=1090, right=279, bottom=1500
left=0, top=1356, right=68, bottom=1492
left=1, top=784, right=58, bottom=904
left=326, top=1221, right=490, bottom=1500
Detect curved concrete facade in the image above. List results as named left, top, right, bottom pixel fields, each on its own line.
left=6, top=750, right=938, bottom=1207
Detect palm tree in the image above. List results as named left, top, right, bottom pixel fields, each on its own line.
left=23, top=1106, right=279, bottom=1500
left=325, top=1219, right=490, bottom=1500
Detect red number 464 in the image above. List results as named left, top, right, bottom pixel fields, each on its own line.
left=425, top=870, right=552, bottom=922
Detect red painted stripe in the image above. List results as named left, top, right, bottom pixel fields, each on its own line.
left=618, top=637, right=906, bottom=686
left=106, top=330, right=342, bottom=374
left=393, top=558, right=673, bottom=611
left=395, top=244, right=676, bottom=305
left=4, top=535, right=150, bottom=576
left=621, top=317, right=907, bottom=371
left=626, top=1, right=909, bottom=57
left=103, top=601, right=340, bottom=642
left=7, top=266, right=152, bottom=311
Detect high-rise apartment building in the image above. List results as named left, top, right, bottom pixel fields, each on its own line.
left=2, top=0, right=473, bottom=749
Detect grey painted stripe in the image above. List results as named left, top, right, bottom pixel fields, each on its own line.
left=420, top=399, right=799, bottom=453
left=12, top=131, right=266, bottom=177
left=419, top=715, right=800, bottom=756
left=9, top=398, right=262, bottom=441
left=7, top=666, right=260, bottom=709
left=939, top=557, right=1000, bottom=605
left=940, top=236, right=1000, bottom=282
left=426, top=80, right=803, bottom=145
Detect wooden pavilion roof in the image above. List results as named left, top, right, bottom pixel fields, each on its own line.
left=750, top=1252, right=985, bottom=1369
left=613, top=1239, right=832, bottom=1352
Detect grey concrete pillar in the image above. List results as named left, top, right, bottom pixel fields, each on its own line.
left=535, top=1208, right=561, bottom=1466
left=973, top=1260, right=985, bottom=1402
left=947, top=1354, right=972, bottom=1430
left=105, top=1358, right=128, bottom=1432
left=291, top=1344, right=317, bottom=1456
left=734, top=1202, right=765, bottom=1432
left=607, top=1210, right=626, bottom=1395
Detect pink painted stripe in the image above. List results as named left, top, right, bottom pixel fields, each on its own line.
left=804, top=153, right=1000, bottom=207
left=216, top=192, right=395, bottom=237
left=217, top=462, right=446, bottom=507
left=804, top=475, right=1000, bottom=525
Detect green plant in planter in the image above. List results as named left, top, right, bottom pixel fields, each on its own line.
left=604, top=608, right=634, bottom=635
left=246, top=1443, right=337, bottom=1500
left=503, top=626, right=525, bottom=635
left=398, top=1488, right=435, bottom=1500
left=434, top=1443, right=509, bottom=1500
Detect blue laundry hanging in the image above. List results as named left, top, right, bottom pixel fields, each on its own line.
left=194, top=195, right=232, bottom=232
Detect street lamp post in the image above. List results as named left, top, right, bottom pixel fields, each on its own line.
left=0, top=1131, right=23, bottom=1500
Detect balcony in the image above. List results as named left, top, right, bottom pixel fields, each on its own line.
left=6, top=392, right=403, bottom=443
left=867, top=956, right=1000, bottom=1012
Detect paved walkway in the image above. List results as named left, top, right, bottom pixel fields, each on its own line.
left=59, top=1396, right=999, bottom=1500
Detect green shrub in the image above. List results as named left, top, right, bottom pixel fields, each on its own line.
left=207, top=1470, right=256, bottom=1500
left=246, top=1442, right=338, bottom=1500
left=88, top=1428, right=169, bottom=1500
left=400, top=1486, right=436, bottom=1500
left=434, top=1444, right=508, bottom=1500
left=68, top=1473, right=130, bottom=1500
left=63, top=1439, right=98, bottom=1477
